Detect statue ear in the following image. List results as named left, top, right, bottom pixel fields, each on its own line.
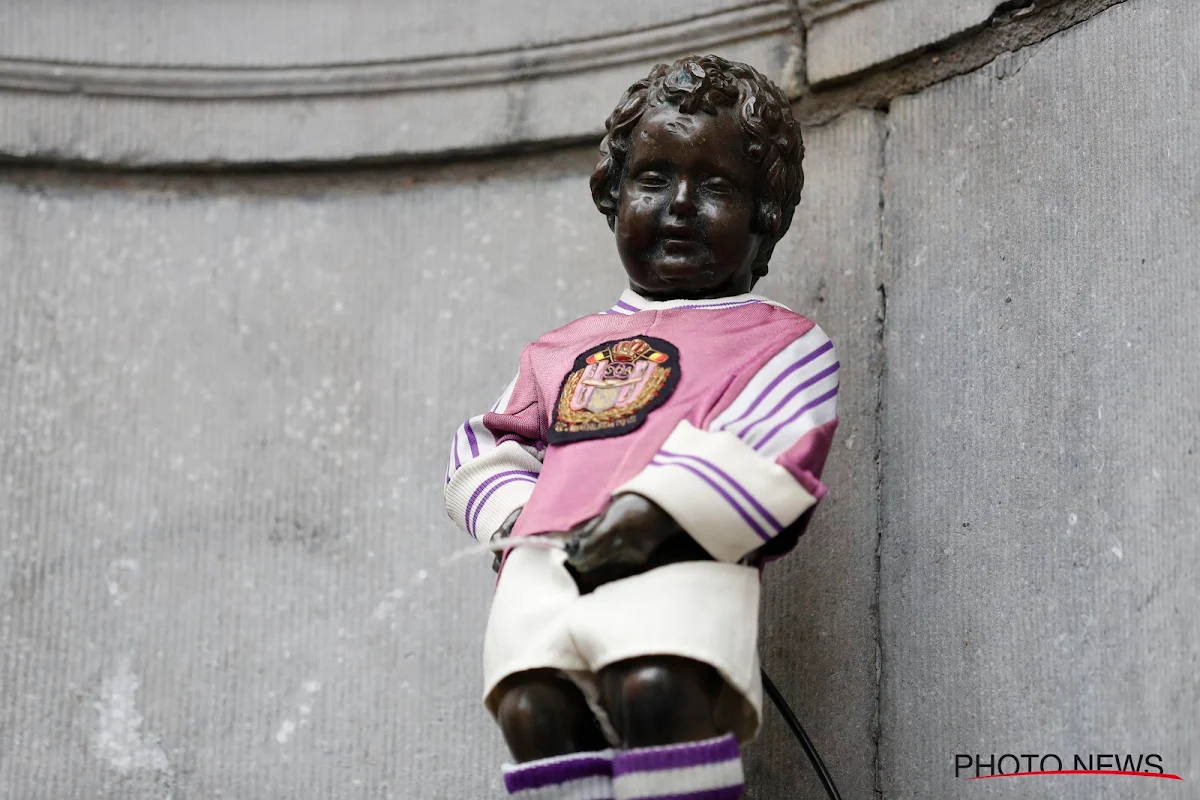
left=750, top=233, right=773, bottom=285
left=750, top=196, right=791, bottom=283
left=755, top=200, right=781, bottom=238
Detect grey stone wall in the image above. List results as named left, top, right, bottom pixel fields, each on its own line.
left=879, top=0, right=1200, bottom=796
left=2, top=0, right=1197, bottom=797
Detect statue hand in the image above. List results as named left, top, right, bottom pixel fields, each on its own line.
left=491, top=507, right=523, bottom=574
left=565, top=493, right=682, bottom=575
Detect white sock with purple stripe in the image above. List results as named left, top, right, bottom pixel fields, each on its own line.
left=612, top=734, right=744, bottom=799
left=503, top=749, right=615, bottom=799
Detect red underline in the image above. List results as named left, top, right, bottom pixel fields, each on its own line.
left=968, top=770, right=1183, bottom=781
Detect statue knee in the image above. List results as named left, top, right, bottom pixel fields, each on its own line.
left=496, top=682, right=566, bottom=746
left=495, top=674, right=601, bottom=761
left=615, top=664, right=681, bottom=743
left=607, top=659, right=721, bottom=747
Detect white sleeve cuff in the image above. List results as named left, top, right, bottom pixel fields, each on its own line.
left=614, top=420, right=816, bottom=562
left=444, top=440, right=540, bottom=541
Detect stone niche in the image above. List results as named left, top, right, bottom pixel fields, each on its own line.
left=0, top=0, right=1014, bottom=166
left=0, top=0, right=796, bottom=165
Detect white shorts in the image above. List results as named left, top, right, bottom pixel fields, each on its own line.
left=482, top=545, right=763, bottom=744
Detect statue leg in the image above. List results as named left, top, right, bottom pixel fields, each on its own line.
left=494, top=669, right=609, bottom=762
left=597, top=655, right=724, bottom=747
left=599, top=657, right=746, bottom=798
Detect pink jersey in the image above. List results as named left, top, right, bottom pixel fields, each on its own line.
left=444, top=289, right=839, bottom=564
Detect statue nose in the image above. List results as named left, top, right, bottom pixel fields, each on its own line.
left=669, top=178, right=696, bottom=216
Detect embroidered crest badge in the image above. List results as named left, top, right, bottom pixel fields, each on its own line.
left=548, top=336, right=681, bottom=444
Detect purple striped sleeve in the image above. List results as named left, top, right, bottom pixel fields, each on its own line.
left=462, top=420, right=480, bottom=458
left=463, top=469, right=539, bottom=534
left=649, top=459, right=770, bottom=541
left=720, top=340, right=834, bottom=429
left=468, top=475, right=537, bottom=537
left=754, top=386, right=839, bottom=452
left=657, top=450, right=782, bottom=531
left=737, top=361, right=840, bottom=440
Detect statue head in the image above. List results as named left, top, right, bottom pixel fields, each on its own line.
left=590, top=54, right=805, bottom=298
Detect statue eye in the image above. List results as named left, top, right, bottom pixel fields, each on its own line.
left=703, top=177, right=737, bottom=194
left=636, top=171, right=669, bottom=189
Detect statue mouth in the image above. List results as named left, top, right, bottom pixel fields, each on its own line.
left=660, top=219, right=699, bottom=240
left=661, top=237, right=700, bottom=252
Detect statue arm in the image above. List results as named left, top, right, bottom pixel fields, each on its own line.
left=444, top=347, right=545, bottom=543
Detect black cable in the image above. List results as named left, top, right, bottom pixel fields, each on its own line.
left=761, top=667, right=844, bottom=800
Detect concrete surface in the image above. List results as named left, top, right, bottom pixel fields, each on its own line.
left=879, top=0, right=1200, bottom=796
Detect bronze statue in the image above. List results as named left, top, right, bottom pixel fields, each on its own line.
left=445, top=54, right=837, bottom=799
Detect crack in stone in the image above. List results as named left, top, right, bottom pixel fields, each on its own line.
left=870, top=107, right=890, bottom=800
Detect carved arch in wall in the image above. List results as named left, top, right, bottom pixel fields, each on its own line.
left=0, top=0, right=1009, bottom=166
left=0, top=1, right=798, bottom=166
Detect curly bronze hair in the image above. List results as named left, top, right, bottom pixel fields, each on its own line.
left=590, top=54, right=804, bottom=281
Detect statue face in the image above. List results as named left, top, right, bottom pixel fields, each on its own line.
left=614, top=104, right=761, bottom=300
